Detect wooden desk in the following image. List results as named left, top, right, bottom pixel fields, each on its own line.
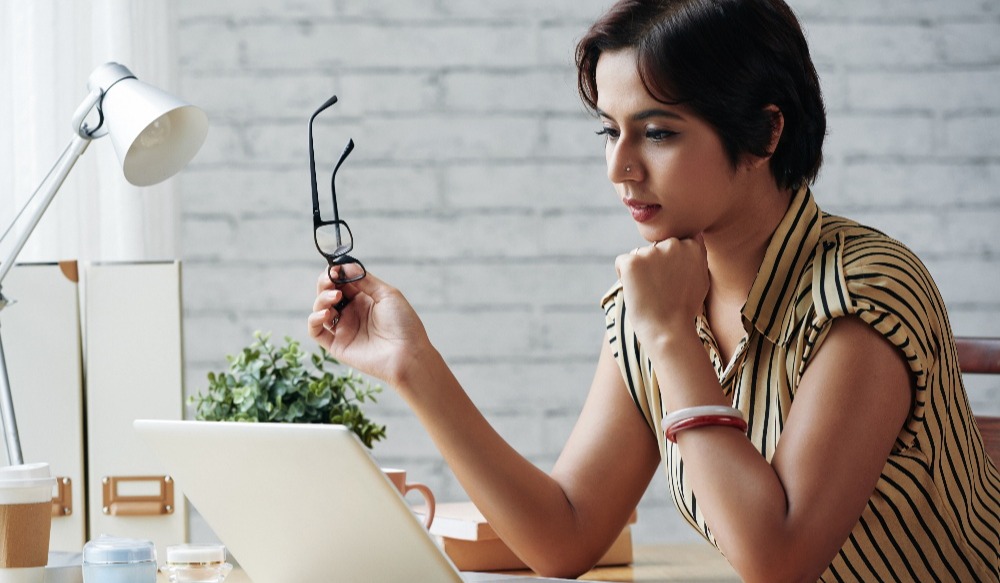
left=168, top=544, right=740, bottom=582
left=505, top=544, right=740, bottom=582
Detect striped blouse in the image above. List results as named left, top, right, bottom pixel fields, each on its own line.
left=601, top=186, right=1000, bottom=581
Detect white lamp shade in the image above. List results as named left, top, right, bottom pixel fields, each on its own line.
left=98, top=75, right=208, bottom=187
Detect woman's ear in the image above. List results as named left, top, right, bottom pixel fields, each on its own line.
left=765, top=104, right=784, bottom=157
left=745, top=105, right=784, bottom=170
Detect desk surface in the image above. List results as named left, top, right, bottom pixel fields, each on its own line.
left=169, top=544, right=739, bottom=583
left=510, top=544, right=739, bottom=582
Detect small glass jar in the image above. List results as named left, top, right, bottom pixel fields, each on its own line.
left=82, top=536, right=157, bottom=583
left=160, top=544, right=232, bottom=583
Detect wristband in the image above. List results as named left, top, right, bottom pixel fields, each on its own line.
left=661, top=405, right=744, bottom=429
left=664, top=414, right=749, bottom=443
left=661, top=405, right=747, bottom=443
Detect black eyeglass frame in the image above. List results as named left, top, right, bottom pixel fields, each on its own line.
left=309, top=95, right=366, bottom=285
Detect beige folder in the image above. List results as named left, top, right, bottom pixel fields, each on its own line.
left=1, top=262, right=86, bottom=551
left=84, top=261, right=187, bottom=557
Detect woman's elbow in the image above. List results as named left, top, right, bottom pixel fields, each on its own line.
left=521, top=544, right=601, bottom=579
left=530, top=558, right=593, bottom=580
left=729, top=552, right=828, bottom=583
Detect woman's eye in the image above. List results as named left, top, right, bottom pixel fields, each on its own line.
left=646, top=129, right=677, bottom=141
left=595, top=127, right=620, bottom=141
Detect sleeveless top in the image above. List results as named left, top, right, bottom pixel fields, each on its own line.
left=601, top=187, right=1000, bottom=581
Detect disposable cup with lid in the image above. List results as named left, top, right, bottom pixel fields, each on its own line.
left=0, top=465, right=54, bottom=583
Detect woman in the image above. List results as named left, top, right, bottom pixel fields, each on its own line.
left=309, top=0, right=1000, bottom=580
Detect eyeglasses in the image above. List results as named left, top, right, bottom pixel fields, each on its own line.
left=310, top=95, right=366, bottom=285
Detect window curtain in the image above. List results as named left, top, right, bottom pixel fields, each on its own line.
left=0, top=0, right=179, bottom=265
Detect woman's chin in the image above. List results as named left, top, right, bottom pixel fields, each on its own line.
left=636, top=223, right=675, bottom=243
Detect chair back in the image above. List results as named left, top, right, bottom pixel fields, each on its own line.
left=955, top=337, right=1000, bottom=465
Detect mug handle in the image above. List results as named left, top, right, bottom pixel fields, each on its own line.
left=404, top=482, right=435, bottom=529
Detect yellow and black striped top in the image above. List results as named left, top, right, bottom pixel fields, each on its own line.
left=602, top=186, right=1000, bottom=581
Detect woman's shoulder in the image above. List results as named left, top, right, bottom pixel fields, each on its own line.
left=817, top=213, right=931, bottom=285
left=811, top=211, right=947, bottom=365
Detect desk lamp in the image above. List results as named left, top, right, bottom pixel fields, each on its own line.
left=0, top=62, right=208, bottom=465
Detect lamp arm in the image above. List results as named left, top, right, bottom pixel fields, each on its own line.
left=0, top=133, right=91, bottom=286
left=0, top=87, right=102, bottom=465
left=0, top=88, right=103, bottom=286
left=0, top=333, right=21, bottom=465
left=0, top=131, right=92, bottom=465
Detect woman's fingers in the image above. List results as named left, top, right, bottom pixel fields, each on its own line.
left=310, top=285, right=347, bottom=350
left=614, top=251, right=631, bottom=281
left=616, top=239, right=663, bottom=279
left=316, top=270, right=336, bottom=294
left=312, top=288, right=343, bottom=313
left=307, top=307, right=335, bottom=348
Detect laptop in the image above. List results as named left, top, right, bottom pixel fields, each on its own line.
left=133, top=420, right=580, bottom=582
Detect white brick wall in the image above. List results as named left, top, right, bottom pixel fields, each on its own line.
left=175, top=0, right=1000, bottom=545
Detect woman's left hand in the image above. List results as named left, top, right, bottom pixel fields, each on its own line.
left=614, top=236, right=710, bottom=347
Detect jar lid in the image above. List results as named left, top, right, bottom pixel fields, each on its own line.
left=166, top=544, right=227, bottom=565
left=0, top=463, right=56, bottom=504
left=83, top=536, right=156, bottom=564
left=0, top=463, right=55, bottom=488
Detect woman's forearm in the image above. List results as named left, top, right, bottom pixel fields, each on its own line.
left=645, top=332, right=807, bottom=581
left=394, top=344, right=599, bottom=576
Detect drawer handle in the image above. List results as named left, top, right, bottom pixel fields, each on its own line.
left=101, top=475, right=174, bottom=516
left=51, top=476, right=72, bottom=517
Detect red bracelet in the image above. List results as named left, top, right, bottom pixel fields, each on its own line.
left=664, top=415, right=749, bottom=443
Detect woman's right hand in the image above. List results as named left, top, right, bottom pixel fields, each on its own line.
left=307, top=267, right=434, bottom=391
left=614, top=236, right=710, bottom=348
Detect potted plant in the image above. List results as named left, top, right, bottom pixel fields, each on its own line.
left=188, top=331, right=386, bottom=448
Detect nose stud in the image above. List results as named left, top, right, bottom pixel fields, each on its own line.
left=626, top=166, right=631, bottom=172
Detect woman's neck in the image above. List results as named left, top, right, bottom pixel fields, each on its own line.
left=704, top=177, right=793, bottom=306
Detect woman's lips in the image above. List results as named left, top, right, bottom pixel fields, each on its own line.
left=625, top=199, right=661, bottom=223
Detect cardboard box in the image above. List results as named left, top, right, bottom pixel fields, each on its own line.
left=416, top=501, right=635, bottom=571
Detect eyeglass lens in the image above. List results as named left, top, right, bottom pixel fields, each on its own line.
left=315, top=221, right=353, bottom=258
left=328, top=258, right=366, bottom=285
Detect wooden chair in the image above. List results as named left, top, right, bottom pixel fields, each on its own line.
left=954, top=336, right=1000, bottom=465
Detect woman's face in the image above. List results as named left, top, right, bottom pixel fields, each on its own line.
left=595, top=48, right=746, bottom=243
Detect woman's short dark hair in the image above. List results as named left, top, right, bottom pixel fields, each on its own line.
left=576, top=0, right=826, bottom=190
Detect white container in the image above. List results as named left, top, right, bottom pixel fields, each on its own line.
left=81, top=537, right=156, bottom=583
left=160, top=545, right=232, bottom=583
left=0, top=463, right=57, bottom=583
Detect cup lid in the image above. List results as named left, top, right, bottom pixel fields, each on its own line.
left=83, top=536, right=156, bottom=564
left=0, top=462, right=55, bottom=489
left=166, top=544, right=227, bottom=565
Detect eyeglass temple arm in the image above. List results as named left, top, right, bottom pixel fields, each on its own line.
left=330, top=139, right=354, bottom=222
left=309, top=95, right=339, bottom=223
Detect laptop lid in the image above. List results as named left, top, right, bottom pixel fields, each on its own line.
left=133, top=419, right=464, bottom=583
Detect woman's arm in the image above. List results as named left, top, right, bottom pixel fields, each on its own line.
left=653, top=316, right=910, bottom=583
left=615, top=239, right=912, bottom=582
left=308, top=270, right=660, bottom=577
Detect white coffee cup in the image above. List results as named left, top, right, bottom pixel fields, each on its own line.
left=0, top=463, right=56, bottom=583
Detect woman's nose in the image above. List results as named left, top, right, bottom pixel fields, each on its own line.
left=607, top=143, right=637, bottom=183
